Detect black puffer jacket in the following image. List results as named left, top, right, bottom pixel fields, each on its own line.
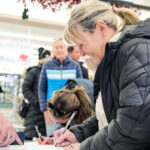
left=22, top=65, right=46, bottom=139
left=70, top=18, right=150, bottom=150
left=79, top=62, right=89, bottom=79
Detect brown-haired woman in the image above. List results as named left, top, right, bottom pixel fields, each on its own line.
left=38, top=86, right=94, bottom=145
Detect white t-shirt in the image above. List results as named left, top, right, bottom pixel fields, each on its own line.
left=96, top=32, right=121, bottom=130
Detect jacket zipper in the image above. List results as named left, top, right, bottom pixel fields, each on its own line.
left=60, top=64, right=63, bottom=88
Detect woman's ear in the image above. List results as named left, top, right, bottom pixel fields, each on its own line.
left=95, top=20, right=107, bottom=36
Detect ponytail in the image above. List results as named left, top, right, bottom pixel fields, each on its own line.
left=48, top=86, right=94, bottom=125
left=113, top=8, right=140, bottom=32
left=72, top=86, right=94, bottom=124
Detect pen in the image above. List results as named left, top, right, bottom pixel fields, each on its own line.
left=55, top=111, right=77, bottom=147
left=35, top=125, right=43, bottom=142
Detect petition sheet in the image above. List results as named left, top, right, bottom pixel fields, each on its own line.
left=0, top=141, right=63, bottom=150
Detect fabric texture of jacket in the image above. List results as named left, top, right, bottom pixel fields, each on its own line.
left=79, top=62, right=89, bottom=79
left=22, top=65, right=46, bottom=138
left=38, top=55, right=82, bottom=112
left=69, top=18, right=150, bottom=150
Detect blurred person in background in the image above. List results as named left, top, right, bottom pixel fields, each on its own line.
left=22, top=47, right=51, bottom=140
left=68, top=46, right=89, bottom=79
left=38, top=85, right=94, bottom=145
left=0, top=112, right=22, bottom=146
left=38, top=39, right=82, bottom=137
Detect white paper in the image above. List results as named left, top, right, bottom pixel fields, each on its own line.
left=0, top=141, right=63, bottom=150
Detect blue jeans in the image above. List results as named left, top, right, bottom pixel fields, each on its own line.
left=45, top=122, right=63, bottom=137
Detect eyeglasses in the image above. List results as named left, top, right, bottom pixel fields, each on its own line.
left=48, top=103, right=64, bottom=117
left=48, top=103, right=78, bottom=118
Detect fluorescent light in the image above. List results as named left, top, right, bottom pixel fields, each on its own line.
left=0, top=31, right=54, bottom=42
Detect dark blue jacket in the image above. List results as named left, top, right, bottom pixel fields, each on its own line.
left=38, top=55, right=82, bottom=112
left=70, top=18, right=150, bottom=150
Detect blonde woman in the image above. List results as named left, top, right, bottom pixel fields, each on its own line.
left=53, top=1, right=150, bottom=150
left=38, top=86, right=94, bottom=145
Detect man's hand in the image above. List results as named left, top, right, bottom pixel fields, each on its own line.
left=0, top=113, right=23, bottom=147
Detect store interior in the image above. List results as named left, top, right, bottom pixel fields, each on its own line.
left=0, top=0, right=68, bottom=124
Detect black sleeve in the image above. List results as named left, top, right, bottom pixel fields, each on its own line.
left=22, top=69, right=38, bottom=104
left=81, top=66, right=89, bottom=79
left=69, top=115, right=98, bottom=143
left=79, top=42, right=150, bottom=150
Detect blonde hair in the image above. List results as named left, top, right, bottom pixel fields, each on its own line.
left=48, top=86, right=94, bottom=124
left=39, top=57, right=51, bottom=64
left=64, top=0, right=140, bottom=44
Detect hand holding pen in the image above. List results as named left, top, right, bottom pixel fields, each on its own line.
left=38, top=136, right=54, bottom=145
left=35, top=125, right=43, bottom=142
left=54, top=111, right=78, bottom=147
left=35, top=125, right=54, bottom=145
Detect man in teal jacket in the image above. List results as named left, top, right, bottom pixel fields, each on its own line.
left=38, top=39, right=82, bottom=137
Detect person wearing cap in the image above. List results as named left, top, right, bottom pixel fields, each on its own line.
left=22, top=47, right=51, bottom=140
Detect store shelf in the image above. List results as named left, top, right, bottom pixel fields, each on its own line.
left=0, top=73, right=22, bottom=105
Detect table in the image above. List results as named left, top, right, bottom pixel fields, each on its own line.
left=0, top=141, right=63, bottom=150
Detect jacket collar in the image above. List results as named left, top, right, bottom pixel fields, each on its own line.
left=52, top=55, right=72, bottom=65
left=109, top=18, right=150, bottom=52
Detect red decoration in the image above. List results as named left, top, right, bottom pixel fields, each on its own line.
left=110, top=2, right=130, bottom=9
left=18, top=0, right=81, bottom=12
left=18, top=54, right=28, bottom=62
